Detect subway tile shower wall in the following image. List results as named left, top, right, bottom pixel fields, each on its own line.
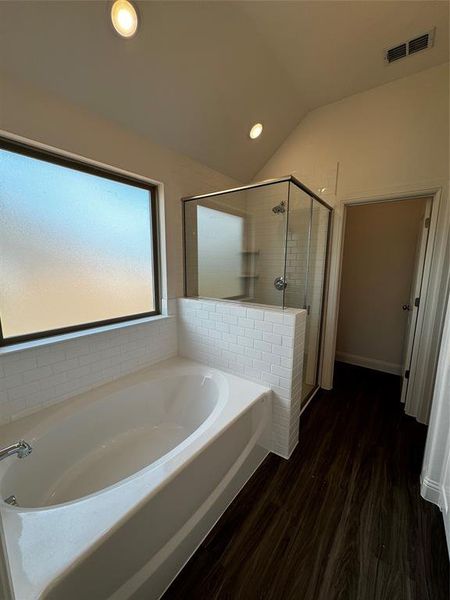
left=178, top=298, right=306, bottom=458
left=0, top=316, right=177, bottom=424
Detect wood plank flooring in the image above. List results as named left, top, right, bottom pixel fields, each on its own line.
left=163, top=363, right=449, bottom=600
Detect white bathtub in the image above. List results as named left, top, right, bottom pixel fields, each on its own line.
left=0, top=357, right=271, bottom=599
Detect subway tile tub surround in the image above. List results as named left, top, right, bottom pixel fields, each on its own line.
left=0, top=314, right=177, bottom=424
left=178, top=298, right=306, bottom=458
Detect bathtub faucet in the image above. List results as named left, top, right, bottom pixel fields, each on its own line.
left=0, top=440, right=32, bottom=462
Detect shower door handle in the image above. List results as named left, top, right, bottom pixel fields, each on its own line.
left=274, top=277, right=287, bottom=291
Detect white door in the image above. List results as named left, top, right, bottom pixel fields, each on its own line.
left=400, top=200, right=432, bottom=404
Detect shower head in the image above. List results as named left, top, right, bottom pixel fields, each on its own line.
left=272, top=201, right=286, bottom=215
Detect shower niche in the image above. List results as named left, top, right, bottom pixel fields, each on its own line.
left=183, top=176, right=332, bottom=404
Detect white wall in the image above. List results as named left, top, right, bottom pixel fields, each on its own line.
left=257, top=64, right=449, bottom=198
left=337, top=198, right=428, bottom=374
left=0, top=73, right=239, bottom=423
left=421, top=283, right=450, bottom=554
left=0, top=73, right=239, bottom=301
left=1, top=65, right=449, bottom=424
left=256, top=63, right=450, bottom=421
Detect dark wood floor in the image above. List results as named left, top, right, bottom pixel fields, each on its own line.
left=163, top=363, right=449, bottom=600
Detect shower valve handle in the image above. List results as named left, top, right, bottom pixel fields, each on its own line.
left=274, top=276, right=287, bottom=291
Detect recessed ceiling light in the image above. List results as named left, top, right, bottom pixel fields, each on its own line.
left=249, top=123, right=263, bottom=139
left=111, top=0, right=138, bottom=38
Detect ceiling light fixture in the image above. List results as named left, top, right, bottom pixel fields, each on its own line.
left=111, top=0, right=138, bottom=38
left=249, top=123, right=263, bottom=139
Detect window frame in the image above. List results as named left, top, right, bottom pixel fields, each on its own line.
left=0, top=137, right=160, bottom=347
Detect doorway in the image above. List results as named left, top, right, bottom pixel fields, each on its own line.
left=336, top=196, right=432, bottom=412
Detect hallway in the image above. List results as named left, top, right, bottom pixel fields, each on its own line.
left=164, top=363, right=449, bottom=600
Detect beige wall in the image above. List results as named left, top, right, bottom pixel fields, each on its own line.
left=256, top=63, right=449, bottom=201
left=0, top=74, right=239, bottom=301
left=337, top=198, right=428, bottom=371
left=255, top=63, right=449, bottom=421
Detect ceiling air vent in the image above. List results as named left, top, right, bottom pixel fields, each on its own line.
left=408, top=33, right=430, bottom=55
left=386, top=43, right=407, bottom=63
left=385, top=29, right=435, bottom=64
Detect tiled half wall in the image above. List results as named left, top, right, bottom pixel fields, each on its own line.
left=178, top=298, right=306, bottom=458
left=0, top=315, right=177, bottom=425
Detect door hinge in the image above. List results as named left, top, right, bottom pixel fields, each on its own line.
left=425, top=217, right=431, bottom=229
left=405, top=369, right=410, bottom=380
left=414, top=297, right=420, bottom=308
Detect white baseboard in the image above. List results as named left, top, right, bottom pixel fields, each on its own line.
left=420, top=474, right=442, bottom=506
left=335, top=352, right=402, bottom=375
left=421, top=474, right=450, bottom=557
left=444, top=510, right=450, bottom=558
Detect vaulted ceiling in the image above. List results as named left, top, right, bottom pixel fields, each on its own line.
left=0, top=1, right=448, bottom=181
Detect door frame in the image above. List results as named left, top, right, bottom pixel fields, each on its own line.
left=321, top=183, right=446, bottom=423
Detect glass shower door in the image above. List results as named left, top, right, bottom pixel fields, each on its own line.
left=183, top=176, right=332, bottom=408
left=245, top=181, right=289, bottom=307
left=284, top=182, right=331, bottom=404
left=183, top=181, right=289, bottom=309
left=284, top=183, right=313, bottom=400
left=302, top=200, right=330, bottom=404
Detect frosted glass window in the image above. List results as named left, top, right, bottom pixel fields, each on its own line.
left=0, top=145, right=158, bottom=343
left=197, top=206, right=244, bottom=298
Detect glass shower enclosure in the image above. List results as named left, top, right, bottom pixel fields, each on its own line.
left=183, top=176, right=332, bottom=405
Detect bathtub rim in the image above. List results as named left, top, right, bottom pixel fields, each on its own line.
left=0, top=359, right=270, bottom=515
left=0, top=358, right=271, bottom=600
left=0, top=359, right=227, bottom=445
left=0, top=364, right=230, bottom=511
